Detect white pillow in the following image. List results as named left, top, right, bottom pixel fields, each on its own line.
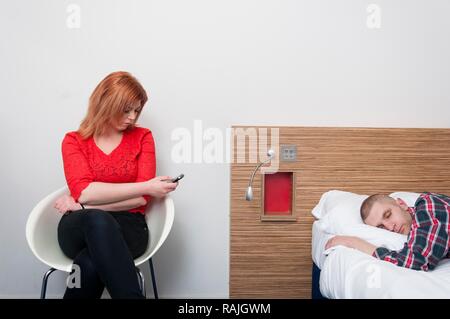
left=312, top=190, right=408, bottom=250
left=312, top=190, right=367, bottom=223
left=389, top=191, right=421, bottom=207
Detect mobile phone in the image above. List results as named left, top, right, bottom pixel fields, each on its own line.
left=170, top=174, right=184, bottom=183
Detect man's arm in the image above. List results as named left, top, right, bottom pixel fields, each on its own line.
left=325, top=235, right=430, bottom=270
left=325, top=236, right=377, bottom=255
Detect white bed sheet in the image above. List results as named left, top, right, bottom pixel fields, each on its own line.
left=318, top=245, right=450, bottom=299
left=311, top=220, right=334, bottom=269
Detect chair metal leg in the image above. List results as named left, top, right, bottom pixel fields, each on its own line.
left=149, top=258, right=158, bottom=299
left=41, top=266, right=151, bottom=299
left=136, top=268, right=146, bottom=298
left=41, top=268, right=57, bottom=299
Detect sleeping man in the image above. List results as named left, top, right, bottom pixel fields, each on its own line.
left=325, top=192, right=450, bottom=271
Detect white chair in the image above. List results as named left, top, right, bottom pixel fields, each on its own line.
left=25, top=186, right=174, bottom=299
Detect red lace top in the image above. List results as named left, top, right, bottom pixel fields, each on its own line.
left=61, top=126, right=156, bottom=214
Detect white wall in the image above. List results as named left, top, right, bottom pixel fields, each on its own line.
left=1, top=0, right=449, bottom=298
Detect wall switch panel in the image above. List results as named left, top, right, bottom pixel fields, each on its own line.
left=280, top=145, right=297, bottom=161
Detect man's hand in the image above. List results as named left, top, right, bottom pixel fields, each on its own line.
left=53, top=194, right=82, bottom=214
left=325, top=235, right=377, bottom=256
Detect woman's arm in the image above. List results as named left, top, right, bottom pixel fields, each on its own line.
left=63, top=131, right=176, bottom=205
left=78, top=177, right=177, bottom=205
left=84, top=196, right=147, bottom=212
left=78, top=181, right=151, bottom=205
left=55, top=194, right=147, bottom=214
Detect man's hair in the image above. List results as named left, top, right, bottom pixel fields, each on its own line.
left=360, top=194, right=394, bottom=221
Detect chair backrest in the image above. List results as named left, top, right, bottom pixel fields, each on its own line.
left=26, top=186, right=175, bottom=271
left=134, top=196, right=175, bottom=266
left=26, top=186, right=73, bottom=272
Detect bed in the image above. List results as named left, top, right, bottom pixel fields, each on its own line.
left=311, top=190, right=450, bottom=299
left=230, top=126, right=450, bottom=298
left=312, top=219, right=450, bottom=298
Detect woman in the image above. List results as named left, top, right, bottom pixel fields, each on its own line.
left=53, top=71, right=178, bottom=299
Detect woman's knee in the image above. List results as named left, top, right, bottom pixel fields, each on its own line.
left=83, top=209, right=120, bottom=231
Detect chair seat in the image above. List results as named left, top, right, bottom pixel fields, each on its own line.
left=26, top=186, right=174, bottom=272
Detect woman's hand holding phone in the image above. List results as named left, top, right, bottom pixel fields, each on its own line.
left=146, top=176, right=179, bottom=198
left=169, top=174, right=184, bottom=183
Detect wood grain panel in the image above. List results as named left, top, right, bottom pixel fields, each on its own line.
left=230, top=126, right=450, bottom=298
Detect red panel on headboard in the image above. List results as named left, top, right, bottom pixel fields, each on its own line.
left=264, top=172, right=292, bottom=215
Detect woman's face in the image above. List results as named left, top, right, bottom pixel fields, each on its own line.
left=115, top=103, right=143, bottom=131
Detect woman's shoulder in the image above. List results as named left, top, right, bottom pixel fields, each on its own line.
left=129, top=126, right=153, bottom=138
left=62, top=131, right=90, bottom=147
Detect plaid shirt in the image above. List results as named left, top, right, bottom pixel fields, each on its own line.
left=373, top=192, right=450, bottom=271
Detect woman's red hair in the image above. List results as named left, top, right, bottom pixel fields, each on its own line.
left=78, top=71, right=148, bottom=139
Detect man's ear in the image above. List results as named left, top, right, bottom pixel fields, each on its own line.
left=396, top=198, right=408, bottom=210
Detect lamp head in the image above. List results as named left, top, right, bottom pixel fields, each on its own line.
left=245, top=186, right=253, bottom=201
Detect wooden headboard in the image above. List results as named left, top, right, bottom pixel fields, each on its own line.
left=230, top=126, right=450, bottom=298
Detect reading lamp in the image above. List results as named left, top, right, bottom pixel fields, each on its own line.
left=245, top=149, right=275, bottom=201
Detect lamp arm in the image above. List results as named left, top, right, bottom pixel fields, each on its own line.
left=248, top=157, right=272, bottom=187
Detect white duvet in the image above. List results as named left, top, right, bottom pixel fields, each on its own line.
left=319, top=244, right=450, bottom=299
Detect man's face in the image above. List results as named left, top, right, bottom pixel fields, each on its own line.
left=364, top=198, right=413, bottom=235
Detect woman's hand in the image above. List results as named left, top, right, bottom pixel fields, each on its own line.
left=146, top=176, right=179, bottom=198
left=53, top=194, right=82, bottom=214
left=325, top=235, right=377, bottom=255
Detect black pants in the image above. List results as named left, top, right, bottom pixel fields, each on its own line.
left=57, top=209, right=149, bottom=299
